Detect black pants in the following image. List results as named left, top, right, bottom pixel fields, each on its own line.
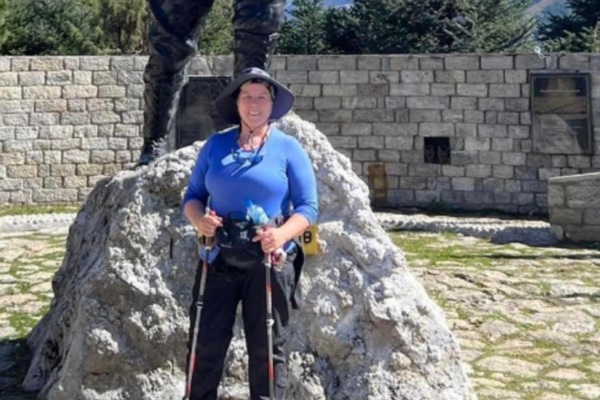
left=141, top=0, right=286, bottom=160
left=186, top=250, right=296, bottom=400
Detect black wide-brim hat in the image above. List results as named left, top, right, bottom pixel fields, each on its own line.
left=215, top=67, right=295, bottom=124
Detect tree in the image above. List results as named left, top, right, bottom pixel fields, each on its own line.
left=278, top=0, right=327, bottom=54
left=538, top=0, right=600, bottom=52
left=83, top=0, right=149, bottom=54
left=1, top=0, right=102, bottom=55
left=198, top=0, right=234, bottom=55
left=447, top=0, right=535, bottom=53
left=321, top=0, right=534, bottom=54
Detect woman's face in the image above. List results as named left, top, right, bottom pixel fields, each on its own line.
left=236, top=82, right=273, bottom=129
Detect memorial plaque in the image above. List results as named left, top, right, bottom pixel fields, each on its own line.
left=176, top=76, right=231, bottom=149
left=531, top=73, right=593, bottom=154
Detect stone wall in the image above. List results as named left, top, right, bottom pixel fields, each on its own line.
left=548, top=172, right=600, bottom=242
left=0, top=54, right=599, bottom=213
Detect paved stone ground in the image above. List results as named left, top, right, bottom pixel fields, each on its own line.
left=1, top=225, right=599, bottom=399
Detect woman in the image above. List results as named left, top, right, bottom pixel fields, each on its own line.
left=182, top=67, right=318, bottom=400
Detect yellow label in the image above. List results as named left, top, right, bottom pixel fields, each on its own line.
left=299, top=225, right=320, bottom=255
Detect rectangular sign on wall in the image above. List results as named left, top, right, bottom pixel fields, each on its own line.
left=531, top=73, right=593, bottom=155
left=176, top=76, right=231, bottom=149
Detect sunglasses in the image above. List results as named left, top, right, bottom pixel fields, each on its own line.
left=231, top=149, right=264, bottom=166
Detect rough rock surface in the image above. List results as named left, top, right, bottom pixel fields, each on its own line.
left=23, top=114, right=475, bottom=400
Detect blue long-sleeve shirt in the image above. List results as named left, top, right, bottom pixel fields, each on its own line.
left=182, top=127, right=318, bottom=225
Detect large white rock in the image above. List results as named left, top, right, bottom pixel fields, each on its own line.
left=23, top=115, right=476, bottom=400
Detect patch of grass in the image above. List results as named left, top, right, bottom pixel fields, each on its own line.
left=9, top=312, right=39, bottom=338
left=0, top=204, right=81, bottom=217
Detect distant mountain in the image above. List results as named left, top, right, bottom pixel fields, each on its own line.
left=290, top=0, right=569, bottom=17
left=527, top=0, right=568, bottom=20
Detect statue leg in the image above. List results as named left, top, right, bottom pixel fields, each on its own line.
left=138, top=0, right=216, bottom=166
left=232, top=0, right=286, bottom=76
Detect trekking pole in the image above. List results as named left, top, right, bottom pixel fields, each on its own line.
left=265, top=251, right=275, bottom=400
left=184, top=234, right=213, bottom=400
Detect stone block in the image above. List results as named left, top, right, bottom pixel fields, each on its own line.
left=340, top=123, right=372, bottom=136
left=559, top=55, right=590, bottom=70
left=82, top=138, right=108, bottom=150
left=43, top=177, right=62, bottom=189
left=505, top=70, right=527, bottom=84
left=354, top=109, right=394, bottom=122
left=23, top=86, right=61, bottom=99
left=497, top=112, right=519, bottom=125
left=583, top=209, right=600, bottom=225
left=567, top=155, right=591, bottom=169
left=44, top=150, right=62, bottom=164
left=565, top=227, right=600, bottom=242
left=445, top=56, right=479, bottom=70
left=341, top=97, right=377, bottom=109
left=50, top=164, right=76, bottom=177
left=108, top=138, right=128, bottom=150
left=522, top=180, right=546, bottom=193
left=482, top=178, right=505, bottom=192
left=77, top=164, right=104, bottom=176
left=505, top=98, right=529, bottom=112
left=513, top=192, right=534, bottom=205
left=289, top=84, right=321, bottom=97
left=502, top=152, right=527, bottom=166
left=35, top=99, right=67, bottom=112
left=481, top=56, right=513, bottom=70
left=374, top=123, right=418, bottom=136
left=314, top=97, right=341, bottom=110
left=451, top=177, right=475, bottom=191
left=515, top=55, right=544, bottom=69
left=357, top=56, right=381, bottom=70
left=442, top=165, right=465, bottom=177
left=419, top=122, right=454, bottom=137
left=117, top=71, right=144, bottom=85
left=0, top=72, right=18, bottom=86
left=466, top=165, right=492, bottom=178
left=111, top=57, right=135, bottom=71
left=30, top=57, right=61, bottom=71
left=92, top=71, right=117, bottom=85
left=401, top=71, right=433, bottom=83
left=322, top=85, right=357, bottom=97
left=341, top=71, right=370, bottom=84
left=80, top=57, right=110, bottom=71
left=15, top=127, right=39, bottom=140
left=25, top=151, right=43, bottom=164
left=353, top=149, right=376, bottom=161
left=491, top=138, right=514, bottom=151
left=369, top=71, right=399, bottom=84
left=115, top=98, right=140, bottom=112
left=478, top=151, right=501, bottom=165
left=385, top=136, right=414, bottom=150
left=431, top=84, right=455, bottom=96
left=7, top=165, right=37, bottom=178
left=18, top=72, right=45, bottom=86
left=566, top=185, right=600, bottom=208
left=33, top=188, right=78, bottom=202
left=91, top=112, right=121, bottom=124
left=508, top=125, right=530, bottom=138
left=407, top=97, right=449, bottom=109
left=63, top=149, right=90, bottom=164
left=73, top=71, right=92, bottom=85
left=51, top=139, right=80, bottom=150
left=451, top=97, right=477, bottom=110
left=308, top=71, right=339, bottom=84
left=319, top=110, right=352, bottom=122
left=0, top=100, right=34, bottom=113
left=467, top=70, right=504, bottom=83
left=282, top=55, right=312, bottom=71
left=61, top=113, right=91, bottom=125
left=63, top=85, right=98, bottom=99
left=4, top=140, right=33, bottom=152
left=64, top=176, right=88, bottom=189
left=451, top=151, right=478, bottom=165
left=98, top=85, right=126, bottom=98
left=457, top=84, right=487, bottom=97
left=378, top=150, right=400, bottom=163
left=358, top=83, right=388, bottom=96
left=0, top=87, right=21, bottom=100
left=479, top=124, right=507, bottom=138
left=551, top=208, right=583, bottom=225
left=115, top=124, right=139, bottom=138
left=358, top=136, right=384, bottom=149
left=275, top=70, right=307, bottom=84
left=435, top=71, right=465, bottom=83
left=489, top=84, right=520, bottom=98
left=116, top=150, right=132, bottom=163
left=318, top=56, right=356, bottom=71
left=87, top=98, right=115, bottom=112
left=0, top=58, right=9, bottom=71
left=91, top=150, right=115, bottom=163
left=40, top=126, right=73, bottom=139
left=465, top=138, right=490, bottom=151
left=68, top=99, right=87, bottom=112
left=389, top=56, right=419, bottom=71
left=47, top=71, right=72, bottom=85
left=390, top=83, right=429, bottom=96
left=410, top=110, right=441, bottom=123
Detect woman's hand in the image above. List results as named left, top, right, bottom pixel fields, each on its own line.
left=196, top=210, right=223, bottom=237
left=253, top=226, right=287, bottom=254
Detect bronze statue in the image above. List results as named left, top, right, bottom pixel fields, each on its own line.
left=138, top=0, right=286, bottom=166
